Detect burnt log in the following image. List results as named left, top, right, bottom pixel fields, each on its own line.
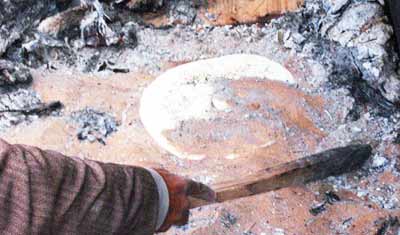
left=387, top=0, right=400, bottom=53
left=0, top=0, right=53, bottom=56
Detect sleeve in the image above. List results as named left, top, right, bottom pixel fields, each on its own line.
left=0, top=138, right=159, bottom=235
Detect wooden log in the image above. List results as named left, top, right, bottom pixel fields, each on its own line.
left=140, top=0, right=304, bottom=27
left=189, top=144, right=372, bottom=208
left=200, top=0, right=305, bottom=25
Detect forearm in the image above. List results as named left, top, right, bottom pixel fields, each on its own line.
left=0, top=139, right=160, bottom=235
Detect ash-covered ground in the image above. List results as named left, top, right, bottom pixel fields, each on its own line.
left=1, top=0, right=400, bottom=234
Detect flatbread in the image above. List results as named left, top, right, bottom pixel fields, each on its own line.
left=140, top=54, right=323, bottom=160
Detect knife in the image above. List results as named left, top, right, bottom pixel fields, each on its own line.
left=189, top=144, right=372, bottom=209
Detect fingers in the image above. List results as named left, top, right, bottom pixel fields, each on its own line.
left=185, top=179, right=216, bottom=202
left=153, top=169, right=216, bottom=232
left=175, top=198, right=190, bottom=226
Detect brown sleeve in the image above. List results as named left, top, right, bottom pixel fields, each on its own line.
left=0, top=139, right=159, bottom=235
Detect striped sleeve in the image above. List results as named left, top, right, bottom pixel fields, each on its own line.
left=0, top=139, right=159, bottom=235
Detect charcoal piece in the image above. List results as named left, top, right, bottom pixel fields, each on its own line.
left=375, top=216, right=399, bottom=235
left=0, top=101, right=63, bottom=116
left=70, top=108, right=118, bottom=144
left=387, top=0, right=400, bottom=54
left=220, top=210, right=237, bottom=229
left=325, top=191, right=341, bottom=204
left=310, top=202, right=326, bottom=216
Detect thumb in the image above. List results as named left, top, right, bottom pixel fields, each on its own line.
left=186, top=180, right=216, bottom=207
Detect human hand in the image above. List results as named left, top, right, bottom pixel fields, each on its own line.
left=154, top=169, right=216, bottom=232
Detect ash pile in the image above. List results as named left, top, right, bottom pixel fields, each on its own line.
left=1, top=0, right=400, bottom=234
left=1, top=0, right=400, bottom=106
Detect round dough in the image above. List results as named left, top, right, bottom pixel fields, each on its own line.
left=140, top=54, right=322, bottom=160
